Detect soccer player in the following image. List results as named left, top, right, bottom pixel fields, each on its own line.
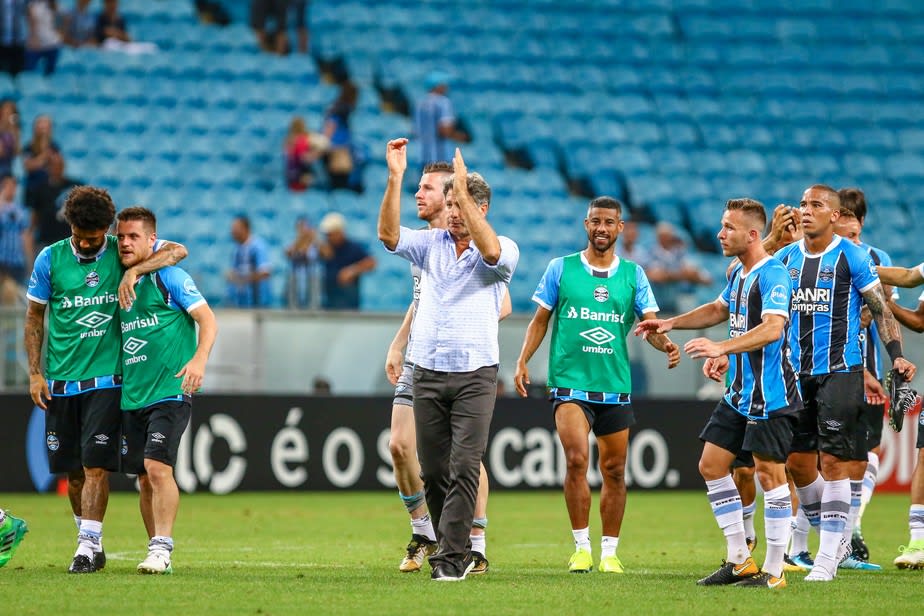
left=115, top=207, right=217, bottom=575
left=832, top=188, right=894, bottom=566
left=514, top=196, right=680, bottom=574
left=637, top=198, right=801, bottom=588
left=878, top=263, right=924, bottom=288
left=382, top=160, right=507, bottom=574
left=0, top=509, right=27, bottom=568
left=771, top=185, right=915, bottom=582
left=884, top=275, right=924, bottom=568
left=24, top=186, right=187, bottom=573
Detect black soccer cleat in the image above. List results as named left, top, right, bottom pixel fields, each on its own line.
left=470, top=551, right=489, bottom=575
left=696, top=557, right=759, bottom=586
left=68, top=554, right=97, bottom=574
left=851, top=530, right=870, bottom=562
left=94, top=548, right=106, bottom=570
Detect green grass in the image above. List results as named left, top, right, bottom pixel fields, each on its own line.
left=0, top=491, right=920, bottom=615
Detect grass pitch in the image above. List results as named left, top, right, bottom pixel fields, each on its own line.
left=0, top=491, right=920, bottom=615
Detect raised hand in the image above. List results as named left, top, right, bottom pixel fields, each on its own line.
left=386, top=138, right=408, bottom=176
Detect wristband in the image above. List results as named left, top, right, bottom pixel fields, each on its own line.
left=886, top=340, right=904, bottom=363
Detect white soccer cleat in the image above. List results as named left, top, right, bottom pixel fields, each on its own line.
left=894, top=542, right=924, bottom=569
left=804, top=563, right=835, bottom=582
left=137, top=550, right=173, bottom=575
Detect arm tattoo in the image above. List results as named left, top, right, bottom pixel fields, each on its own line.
left=24, top=306, right=45, bottom=375
left=863, top=285, right=903, bottom=349
left=646, top=331, right=672, bottom=352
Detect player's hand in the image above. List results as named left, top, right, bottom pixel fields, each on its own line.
left=634, top=319, right=673, bottom=339
left=452, top=148, right=468, bottom=187
left=29, top=373, right=49, bottom=410
left=385, top=347, right=403, bottom=385
left=863, top=369, right=887, bottom=405
left=176, top=357, right=206, bottom=395
left=385, top=138, right=408, bottom=176
left=703, top=356, right=729, bottom=382
left=894, top=357, right=917, bottom=381
left=118, top=267, right=139, bottom=310
left=684, top=337, right=724, bottom=359
left=513, top=361, right=530, bottom=398
left=664, top=339, right=680, bottom=369
left=859, top=306, right=873, bottom=329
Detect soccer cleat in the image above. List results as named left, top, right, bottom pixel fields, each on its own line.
left=783, top=553, right=808, bottom=573
left=137, top=550, right=173, bottom=575
left=746, top=536, right=757, bottom=553
left=568, top=549, right=593, bottom=573
left=696, top=557, right=759, bottom=585
left=789, top=551, right=814, bottom=570
left=734, top=571, right=786, bottom=589
left=893, top=541, right=924, bottom=569
left=598, top=554, right=625, bottom=573
left=838, top=554, right=882, bottom=571
left=0, top=514, right=28, bottom=568
left=851, top=528, right=869, bottom=562
left=399, top=534, right=437, bottom=573
left=469, top=551, right=489, bottom=575
left=886, top=368, right=920, bottom=432
left=431, top=555, right=475, bottom=582
left=804, top=563, right=835, bottom=582
left=94, top=548, right=106, bottom=571
left=68, top=554, right=97, bottom=574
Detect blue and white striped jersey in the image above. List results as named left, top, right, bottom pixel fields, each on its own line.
left=718, top=257, right=801, bottom=418
left=775, top=236, right=879, bottom=376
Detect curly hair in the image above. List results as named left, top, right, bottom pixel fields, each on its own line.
left=63, top=186, right=116, bottom=231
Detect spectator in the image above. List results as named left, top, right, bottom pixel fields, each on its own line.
left=616, top=220, right=650, bottom=267
left=645, top=222, right=712, bottom=313
left=22, top=114, right=60, bottom=193
left=292, top=0, right=308, bottom=54
left=95, top=0, right=129, bottom=44
left=60, top=0, right=98, bottom=48
left=284, top=216, right=320, bottom=309
left=317, top=212, right=375, bottom=310
left=0, top=174, right=33, bottom=303
left=321, top=80, right=357, bottom=190
left=413, top=70, right=469, bottom=167
left=250, top=0, right=287, bottom=55
left=284, top=116, right=323, bottom=192
left=226, top=215, right=272, bottom=307
left=0, top=0, right=27, bottom=77
left=26, top=151, right=78, bottom=253
left=0, top=99, right=20, bottom=177
left=312, top=376, right=331, bottom=395
left=25, top=0, right=61, bottom=75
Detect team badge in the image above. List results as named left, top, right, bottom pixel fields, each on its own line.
left=46, top=434, right=60, bottom=451
left=85, top=271, right=100, bottom=287
left=121, top=436, right=128, bottom=456
left=788, top=268, right=799, bottom=280
left=593, top=285, right=609, bottom=303
left=819, top=265, right=835, bottom=282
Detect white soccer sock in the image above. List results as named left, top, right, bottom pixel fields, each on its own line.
left=411, top=514, right=437, bottom=542
left=794, top=474, right=824, bottom=535
left=572, top=527, right=591, bottom=553
left=150, top=535, right=174, bottom=553
left=857, top=452, right=879, bottom=527
left=762, top=484, right=792, bottom=578
left=76, top=520, right=102, bottom=558
left=909, top=504, right=924, bottom=542
left=600, top=536, right=619, bottom=559
left=789, top=508, right=811, bottom=555
left=844, top=481, right=862, bottom=542
left=742, top=501, right=757, bottom=540
left=816, top=479, right=850, bottom=568
left=705, top=475, right=749, bottom=564
left=470, top=534, right=486, bottom=557
left=74, top=515, right=81, bottom=531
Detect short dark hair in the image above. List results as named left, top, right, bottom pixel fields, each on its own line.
left=838, top=187, right=867, bottom=223
left=116, top=206, right=157, bottom=233
left=443, top=172, right=492, bottom=206
left=234, top=215, right=251, bottom=230
left=807, top=184, right=841, bottom=209
left=725, top=198, right=767, bottom=230
left=422, top=161, right=452, bottom=175
left=63, top=186, right=116, bottom=231
left=588, top=196, right=623, bottom=217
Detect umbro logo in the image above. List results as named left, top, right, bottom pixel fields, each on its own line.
left=94, top=434, right=109, bottom=445
left=123, top=337, right=148, bottom=355
left=151, top=432, right=166, bottom=443
left=76, top=311, right=113, bottom=329
left=579, top=327, right=616, bottom=346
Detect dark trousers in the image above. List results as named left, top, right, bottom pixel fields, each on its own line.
left=0, top=45, right=25, bottom=77
left=413, top=364, right=497, bottom=574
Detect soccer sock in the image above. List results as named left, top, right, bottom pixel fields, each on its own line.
left=149, top=535, right=174, bottom=554
left=399, top=489, right=426, bottom=514
left=816, top=479, right=850, bottom=567
left=572, top=527, right=591, bottom=553
left=705, top=475, right=749, bottom=564
left=76, top=520, right=102, bottom=558
left=857, top=452, right=879, bottom=528
left=845, top=480, right=862, bottom=541
left=74, top=515, right=81, bottom=531
left=470, top=534, right=486, bottom=557
left=793, top=474, right=824, bottom=535
left=909, top=504, right=924, bottom=542
left=0, top=509, right=6, bottom=528
left=410, top=513, right=437, bottom=542
left=762, top=484, right=792, bottom=578
left=742, top=501, right=757, bottom=540
left=600, top=536, right=619, bottom=559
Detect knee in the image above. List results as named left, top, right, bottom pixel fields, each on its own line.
left=389, top=435, right=415, bottom=466
left=67, top=470, right=85, bottom=490
left=599, top=457, right=626, bottom=484
left=564, top=450, right=589, bottom=477
left=698, top=457, right=725, bottom=482
left=143, top=460, right=174, bottom=486
left=83, top=467, right=108, bottom=482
